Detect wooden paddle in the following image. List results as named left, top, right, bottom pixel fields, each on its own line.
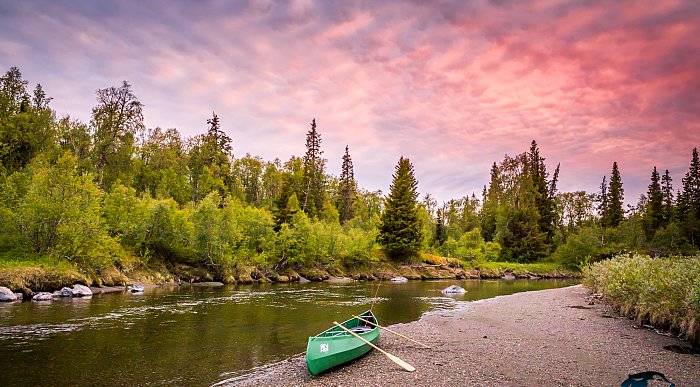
left=332, top=322, right=416, bottom=372
left=354, top=316, right=431, bottom=349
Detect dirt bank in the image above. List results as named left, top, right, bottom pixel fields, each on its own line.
left=231, top=285, right=699, bottom=386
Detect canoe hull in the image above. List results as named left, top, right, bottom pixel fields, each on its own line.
left=305, top=311, right=379, bottom=375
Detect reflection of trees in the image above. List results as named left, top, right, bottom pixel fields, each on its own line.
left=2, top=279, right=576, bottom=385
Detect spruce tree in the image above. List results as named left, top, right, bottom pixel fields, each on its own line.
left=598, top=175, right=608, bottom=220
left=480, top=162, right=500, bottom=242
left=338, top=145, right=356, bottom=223
left=678, top=148, right=700, bottom=245
left=302, top=118, right=325, bottom=218
left=605, top=162, right=625, bottom=227
left=528, top=140, right=556, bottom=246
left=661, top=169, right=674, bottom=224
left=435, top=209, right=447, bottom=246
left=378, top=156, right=422, bottom=261
left=645, top=166, right=663, bottom=237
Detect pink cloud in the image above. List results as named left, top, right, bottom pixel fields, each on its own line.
left=0, top=0, right=698, bottom=204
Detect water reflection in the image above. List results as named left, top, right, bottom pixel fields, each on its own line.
left=0, top=279, right=576, bottom=386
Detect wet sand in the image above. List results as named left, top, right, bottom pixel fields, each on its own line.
left=231, top=285, right=699, bottom=386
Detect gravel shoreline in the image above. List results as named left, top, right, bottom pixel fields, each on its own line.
left=228, top=285, right=699, bottom=386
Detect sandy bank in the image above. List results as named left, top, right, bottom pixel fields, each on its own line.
left=231, top=285, right=699, bottom=386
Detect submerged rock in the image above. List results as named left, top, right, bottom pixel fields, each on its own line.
left=390, top=276, right=408, bottom=283
left=127, top=283, right=145, bottom=293
left=0, top=286, right=18, bottom=302
left=441, top=285, right=467, bottom=294
left=72, top=284, right=93, bottom=297
left=32, top=292, right=53, bottom=301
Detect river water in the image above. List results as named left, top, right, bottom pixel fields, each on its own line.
left=0, top=279, right=576, bottom=386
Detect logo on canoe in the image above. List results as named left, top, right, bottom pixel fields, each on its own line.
left=320, top=344, right=329, bottom=353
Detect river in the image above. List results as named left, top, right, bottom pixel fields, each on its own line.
left=0, top=279, right=576, bottom=386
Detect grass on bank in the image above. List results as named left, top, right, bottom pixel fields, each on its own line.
left=584, top=253, right=700, bottom=346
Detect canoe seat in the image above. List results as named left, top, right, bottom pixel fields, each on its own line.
left=350, top=326, right=372, bottom=334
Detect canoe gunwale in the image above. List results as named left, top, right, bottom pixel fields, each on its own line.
left=305, top=310, right=380, bottom=375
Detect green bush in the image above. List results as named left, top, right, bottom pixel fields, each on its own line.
left=584, top=253, right=700, bottom=346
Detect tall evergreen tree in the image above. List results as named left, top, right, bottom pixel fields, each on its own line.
left=378, top=156, right=422, bottom=261
left=338, top=145, right=356, bottom=223
left=644, top=166, right=663, bottom=237
left=301, top=118, right=325, bottom=218
left=528, top=140, right=556, bottom=246
left=661, top=169, right=674, bottom=224
left=604, top=162, right=625, bottom=227
left=678, top=148, right=700, bottom=245
left=598, top=175, right=608, bottom=220
left=434, top=209, right=447, bottom=246
left=480, top=162, right=500, bottom=242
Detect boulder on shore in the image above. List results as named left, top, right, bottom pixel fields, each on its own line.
left=32, top=292, right=53, bottom=301
left=390, top=276, right=408, bottom=283
left=72, top=284, right=93, bottom=297
left=442, top=285, right=467, bottom=294
left=59, top=287, right=73, bottom=297
left=0, top=286, right=18, bottom=302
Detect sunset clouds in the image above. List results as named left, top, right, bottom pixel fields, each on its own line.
left=1, top=0, right=698, bottom=203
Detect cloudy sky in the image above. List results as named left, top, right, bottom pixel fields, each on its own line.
left=2, top=0, right=699, bottom=204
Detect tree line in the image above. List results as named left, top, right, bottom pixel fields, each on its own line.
left=0, top=66, right=698, bottom=279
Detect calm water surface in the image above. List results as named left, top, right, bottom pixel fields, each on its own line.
left=0, top=279, right=577, bottom=386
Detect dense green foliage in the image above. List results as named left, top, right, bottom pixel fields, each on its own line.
left=0, top=65, right=698, bottom=281
left=378, top=157, right=423, bottom=261
left=584, top=254, right=700, bottom=346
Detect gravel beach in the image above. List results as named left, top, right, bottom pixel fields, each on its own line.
left=230, top=285, right=700, bottom=386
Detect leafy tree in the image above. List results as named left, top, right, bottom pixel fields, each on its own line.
left=0, top=67, right=56, bottom=174
left=556, top=191, right=595, bottom=232
left=301, top=118, right=325, bottom=217
left=56, top=116, right=92, bottom=174
left=91, top=81, right=143, bottom=189
left=338, top=145, right=356, bottom=223
left=232, top=154, right=265, bottom=206
left=378, top=156, right=422, bottom=261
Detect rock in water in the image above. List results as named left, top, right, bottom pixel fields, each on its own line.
left=390, top=276, right=408, bottom=283
left=72, top=284, right=93, bottom=297
left=0, top=286, right=18, bottom=302
left=128, top=283, right=145, bottom=293
left=32, top=292, right=53, bottom=301
left=59, top=287, right=73, bottom=297
left=441, top=285, right=467, bottom=294
left=14, top=292, right=23, bottom=301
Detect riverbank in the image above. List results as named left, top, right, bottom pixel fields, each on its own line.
left=231, top=285, right=700, bottom=386
left=0, top=256, right=579, bottom=297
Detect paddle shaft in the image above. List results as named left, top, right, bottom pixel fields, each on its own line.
left=332, top=321, right=415, bottom=372
left=354, top=316, right=431, bottom=349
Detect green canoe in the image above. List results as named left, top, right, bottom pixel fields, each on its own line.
left=306, top=310, right=380, bottom=375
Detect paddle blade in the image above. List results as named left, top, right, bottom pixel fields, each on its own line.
left=386, top=353, right=416, bottom=372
